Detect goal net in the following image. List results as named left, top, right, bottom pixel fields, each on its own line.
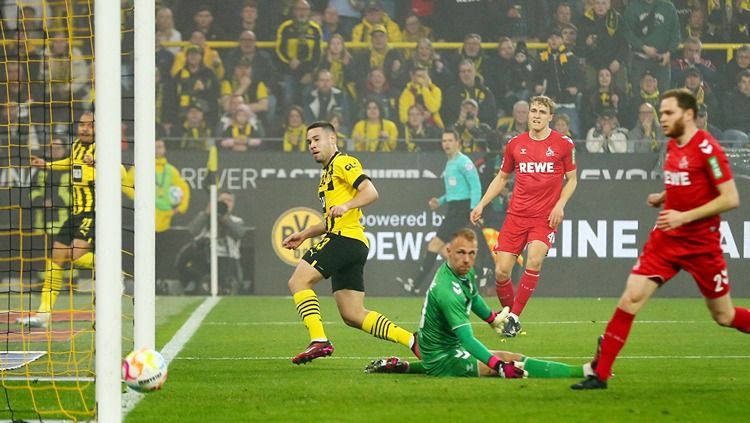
left=1, top=1, right=136, bottom=420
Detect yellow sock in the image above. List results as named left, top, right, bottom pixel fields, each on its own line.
left=72, top=252, right=94, bottom=269
left=361, top=311, right=412, bottom=348
left=293, top=289, right=327, bottom=342
left=38, top=259, right=64, bottom=314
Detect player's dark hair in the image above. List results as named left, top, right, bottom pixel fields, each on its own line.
left=442, top=128, right=460, bottom=143
left=306, top=121, right=336, bottom=135
left=452, top=227, right=476, bottom=243
left=662, top=88, right=698, bottom=118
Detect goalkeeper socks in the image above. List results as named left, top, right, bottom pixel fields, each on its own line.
left=361, top=311, right=412, bottom=347
left=38, top=259, right=64, bottom=313
left=414, top=251, right=438, bottom=290
left=495, top=278, right=514, bottom=308
left=522, top=357, right=584, bottom=378
left=596, top=307, right=635, bottom=381
left=511, top=269, right=539, bottom=316
left=406, top=360, right=425, bottom=374
left=731, top=307, right=750, bottom=333
left=293, top=289, right=327, bottom=342
left=72, top=252, right=94, bottom=269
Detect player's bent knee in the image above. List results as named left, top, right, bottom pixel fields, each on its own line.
left=711, top=310, right=734, bottom=327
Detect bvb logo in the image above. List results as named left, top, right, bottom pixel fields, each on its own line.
left=272, top=207, right=324, bottom=266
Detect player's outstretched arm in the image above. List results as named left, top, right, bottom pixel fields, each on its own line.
left=471, top=171, right=510, bottom=223
left=656, top=179, right=739, bottom=231
left=282, top=221, right=326, bottom=249
left=330, top=178, right=378, bottom=217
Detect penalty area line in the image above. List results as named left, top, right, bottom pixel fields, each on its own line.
left=173, top=354, right=750, bottom=361
left=122, top=296, right=221, bottom=417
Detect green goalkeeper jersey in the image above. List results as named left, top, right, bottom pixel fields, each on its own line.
left=417, top=262, right=489, bottom=368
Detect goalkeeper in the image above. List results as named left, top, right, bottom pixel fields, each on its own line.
left=366, top=227, right=593, bottom=379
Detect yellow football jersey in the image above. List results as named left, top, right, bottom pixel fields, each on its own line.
left=318, top=152, right=370, bottom=246
left=49, top=138, right=95, bottom=214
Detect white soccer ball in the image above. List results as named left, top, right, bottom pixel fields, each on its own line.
left=168, top=186, right=184, bottom=207
left=122, top=348, right=168, bottom=393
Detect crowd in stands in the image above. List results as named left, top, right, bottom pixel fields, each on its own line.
left=3, top=0, right=750, bottom=157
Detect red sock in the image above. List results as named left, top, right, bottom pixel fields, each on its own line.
left=731, top=307, right=750, bottom=333
left=495, top=278, right=514, bottom=309
left=510, top=269, right=539, bottom=316
left=596, top=307, right=635, bottom=381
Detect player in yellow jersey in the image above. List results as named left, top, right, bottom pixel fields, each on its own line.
left=18, top=111, right=99, bottom=328
left=282, top=121, right=420, bottom=364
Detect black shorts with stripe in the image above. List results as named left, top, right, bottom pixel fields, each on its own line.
left=435, top=200, right=471, bottom=242
left=56, top=211, right=95, bottom=245
left=303, top=232, right=368, bottom=292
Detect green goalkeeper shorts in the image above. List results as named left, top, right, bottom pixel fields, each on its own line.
left=424, top=348, right=480, bottom=377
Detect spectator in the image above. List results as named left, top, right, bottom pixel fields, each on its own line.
left=433, top=0, right=489, bottom=41
left=354, top=24, right=406, bottom=90
left=176, top=100, right=213, bottom=151
left=352, top=99, right=399, bottom=152
left=328, top=109, right=350, bottom=150
left=552, top=2, right=574, bottom=35
left=404, top=38, right=453, bottom=90
left=578, top=0, right=629, bottom=94
left=722, top=45, right=750, bottom=93
left=0, top=102, right=39, bottom=152
left=321, top=5, right=343, bottom=41
left=720, top=69, right=750, bottom=147
left=496, top=100, right=529, bottom=138
left=156, top=6, right=182, bottom=55
left=484, top=37, right=518, bottom=116
left=182, top=191, right=247, bottom=295
left=42, top=31, right=90, bottom=101
left=730, top=2, right=750, bottom=43
left=403, top=104, right=442, bottom=152
left=303, top=69, right=350, bottom=127
left=452, top=98, right=493, bottom=153
left=625, top=70, right=661, bottom=127
left=317, top=33, right=358, bottom=100
left=398, top=67, right=444, bottom=129
left=171, top=30, right=225, bottom=79
left=443, top=60, right=497, bottom=127
left=220, top=57, right=270, bottom=129
left=352, top=0, right=402, bottom=44
left=489, top=1, right=552, bottom=41
left=192, top=5, right=226, bottom=42
left=216, top=94, right=246, bottom=135
left=173, top=44, right=221, bottom=124
left=510, top=41, right=535, bottom=102
left=281, top=105, right=307, bottom=152
left=219, top=104, right=259, bottom=151
left=358, top=67, right=398, bottom=122
left=223, top=30, right=276, bottom=89
left=551, top=113, right=575, bottom=140
left=671, top=36, right=717, bottom=88
left=628, top=102, right=665, bottom=152
left=449, top=33, right=487, bottom=80
left=155, top=33, right=175, bottom=82
left=581, top=67, right=625, bottom=134
left=585, top=108, right=628, bottom=153
left=401, top=14, right=432, bottom=59
left=560, top=23, right=579, bottom=54
left=533, top=30, right=584, bottom=136
left=680, top=68, right=718, bottom=118
left=695, top=103, right=723, bottom=141
left=275, top=0, right=323, bottom=108
left=623, top=0, right=681, bottom=94
left=231, top=1, right=272, bottom=41
left=683, top=6, right=722, bottom=44
left=327, top=0, right=364, bottom=36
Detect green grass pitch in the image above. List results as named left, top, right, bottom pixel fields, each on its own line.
left=123, top=296, right=750, bottom=422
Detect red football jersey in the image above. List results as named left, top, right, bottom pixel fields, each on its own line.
left=661, top=129, right=733, bottom=237
left=501, top=130, right=576, bottom=218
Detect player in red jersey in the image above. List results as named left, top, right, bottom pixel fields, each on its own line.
left=470, top=95, right=578, bottom=337
left=572, top=89, right=750, bottom=390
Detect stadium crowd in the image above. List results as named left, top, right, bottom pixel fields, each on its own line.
left=2, top=0, right=750, bottom=155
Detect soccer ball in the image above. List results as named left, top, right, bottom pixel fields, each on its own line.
left=168, top=186, right=184, bottom=207
left=122, top=348, right=168, bottom=392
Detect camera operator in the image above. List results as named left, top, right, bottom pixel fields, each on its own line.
left=181, top=190, right=248, bottom=294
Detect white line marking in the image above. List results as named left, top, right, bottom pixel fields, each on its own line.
left=122, top=296, right=221, bottom=417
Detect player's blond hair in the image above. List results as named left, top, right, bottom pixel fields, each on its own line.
left=530, top=95, right=556, bottom=114
left=451, top=227, right=477, bottom=243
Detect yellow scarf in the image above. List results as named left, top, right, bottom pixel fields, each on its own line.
left=370, top=47, right=390, bottom=70
left=584, top=8, right=618, bottom=37
left=540, top=46, right=568, bottom=65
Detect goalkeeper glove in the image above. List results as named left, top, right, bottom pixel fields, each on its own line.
left=485, top=306, right=510, bottom=337
left=489, top=356, right=528, bottom=379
